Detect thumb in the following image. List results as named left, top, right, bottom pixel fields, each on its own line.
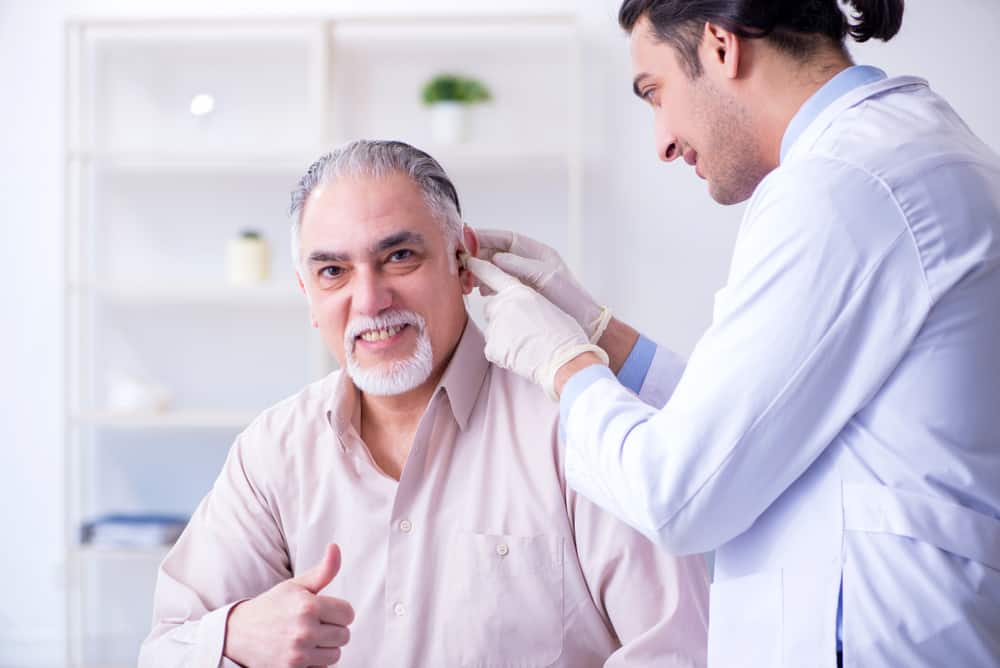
left=465, top=257, right=521, bottom=293
left=292, top=543, right=341, bottom=594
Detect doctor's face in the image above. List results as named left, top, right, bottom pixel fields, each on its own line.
left=629, top=16, right=767, bottom=205
left=296, top=171, right=474, bottom=396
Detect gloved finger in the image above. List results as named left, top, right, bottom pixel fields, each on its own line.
left=465, top=257, right=522, bottom=293
left=474, top=229, right=516, bottom=256
left=472, top=273, right=497, bottom=297
left=505, top=233, right=560, bottom=264
left=491, top=252, right=552, bottom=287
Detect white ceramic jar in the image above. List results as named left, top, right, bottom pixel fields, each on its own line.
left=226, top=231, right=270, bottom=284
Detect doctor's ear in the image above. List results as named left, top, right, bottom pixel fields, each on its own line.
left=702, top=22, right=741, bottom=80
left=458, top=224, right=479, bottom=295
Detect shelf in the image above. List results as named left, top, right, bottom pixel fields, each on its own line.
left=69, top=149, right=315, bottom=174
left=68, top=144, right=569, bottom=172
left=76, top=544, right=171, bottom=561
left=414, top=142, right=570, bottom=170
left=72, top=281, right=304, bottom=307
left=73, top=410, right=257, bottom=429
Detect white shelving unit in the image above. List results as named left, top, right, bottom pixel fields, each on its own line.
left=64, top=13, right=583, bottom=667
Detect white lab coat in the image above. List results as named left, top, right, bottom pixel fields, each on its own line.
left=563, top=76, right=1000, bottom=666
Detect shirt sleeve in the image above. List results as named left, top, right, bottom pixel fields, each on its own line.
left=564, top=157, right=933, bottom=555
left=567, top=486, right=709, bottom=667
left=138, top=430, right=291, bottom=668
left=616, top=334, right=687, bottom=408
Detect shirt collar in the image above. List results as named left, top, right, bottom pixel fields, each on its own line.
left=780, top=65, right=887, bottom=162
left=326, top=317, right=490, bottom=435
left=433, top=319, right=490, bottom=431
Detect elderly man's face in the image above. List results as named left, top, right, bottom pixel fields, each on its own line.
left=297, top=171, right=475, bottom=396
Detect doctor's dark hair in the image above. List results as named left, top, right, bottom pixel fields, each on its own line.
left=619, top=0, right=904, bottom=77
left=288, top=139, right=463, bottom=272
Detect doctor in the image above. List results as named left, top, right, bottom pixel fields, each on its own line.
left=467, top=0, right=1000, bottom=666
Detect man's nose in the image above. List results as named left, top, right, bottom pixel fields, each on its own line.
left=656, top=119, right=682, bottom=163
left=352, top=269, right=393, bottom=316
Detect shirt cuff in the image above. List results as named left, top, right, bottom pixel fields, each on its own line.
left=617, top=334, right=657, bottom=395
left=195, top=599, right=248, bottom=668
left=559, top=364, right=617, bottom=441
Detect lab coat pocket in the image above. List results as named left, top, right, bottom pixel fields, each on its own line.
left=707, top=570, right=782, bottom=668
left=444, top=532, right=564, bottom=668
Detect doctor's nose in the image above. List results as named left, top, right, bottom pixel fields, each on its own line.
left=657, top=133, right=682, bottom=163
left=352, top=271, right=393, bottom=317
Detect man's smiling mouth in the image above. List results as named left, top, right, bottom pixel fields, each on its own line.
left=357, top=323, right=409, bottom=343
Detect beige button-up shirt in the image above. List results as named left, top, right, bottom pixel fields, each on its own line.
left=139, top=323, right=709, bottom=667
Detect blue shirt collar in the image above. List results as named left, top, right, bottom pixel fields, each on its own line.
left=780, top=65, right=887, bottom=161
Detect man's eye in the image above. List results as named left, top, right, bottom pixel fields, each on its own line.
left=388, top=249, right=414, bottom=262
left=320, top=266, right=343, bottom=278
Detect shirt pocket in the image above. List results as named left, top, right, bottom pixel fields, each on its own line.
left=443, top=531, right=564, bottom=668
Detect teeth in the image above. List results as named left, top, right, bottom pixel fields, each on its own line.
left=360, top=325, right=403, bottom=342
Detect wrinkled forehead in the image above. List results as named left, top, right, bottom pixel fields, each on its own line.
left=300, top=172, right=446, bottom=253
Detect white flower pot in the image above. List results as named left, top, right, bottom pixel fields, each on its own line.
left=429, top=101, right=469, bottom=144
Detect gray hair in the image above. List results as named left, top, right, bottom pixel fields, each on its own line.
left=288, top=139, right=464, bottom=273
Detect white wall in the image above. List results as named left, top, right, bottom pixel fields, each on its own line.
left=2, top=1, right=999, bottom=665
left=1, top=1, right=69, bottom=665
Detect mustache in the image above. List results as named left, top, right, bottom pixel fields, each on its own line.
left=344, top=310, right=425, bottom=349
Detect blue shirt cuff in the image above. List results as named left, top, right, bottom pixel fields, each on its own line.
left=559, top=364, right=616, bottom=441
left=617, top=334, right=657, bottom=395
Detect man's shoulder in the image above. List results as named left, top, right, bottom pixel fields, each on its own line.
left=486, top=360, right=557, bottom=399
left=238, top=370, right=343, bottom=448
left=480, top=362, right=561, bottom=433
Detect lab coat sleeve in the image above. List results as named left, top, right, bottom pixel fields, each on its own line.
left=567, top=485, right=710, bottom=667
left=609, top=332, right=687, bottom=406
left=138, top=431, right=291, bottom=668
left=563, top=156, right=934, bottom=555
left=634, top=341, right=687, bottom=409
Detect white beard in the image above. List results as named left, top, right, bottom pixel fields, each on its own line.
left=343, top=310, right=434, bottom=396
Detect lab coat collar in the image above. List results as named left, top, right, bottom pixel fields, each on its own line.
left=782, top=73, right=929, bottom=164
left=781, top=65, right=887, bottom=162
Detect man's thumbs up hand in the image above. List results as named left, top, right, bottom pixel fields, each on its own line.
left=291, top=543, right=342, bottom=594
left=223, top=544, right=354, bottom=668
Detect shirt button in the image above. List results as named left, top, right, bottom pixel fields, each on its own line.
left=399, top=519, right=413, bottom=534
left=496, top=543, right=509, bottom=557
left=393, top=602, right=406, bottom=616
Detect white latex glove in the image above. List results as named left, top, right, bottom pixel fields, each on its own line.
left=476, top=229, right=612, bottom=344
left=466, top=256, right=609, bottom=399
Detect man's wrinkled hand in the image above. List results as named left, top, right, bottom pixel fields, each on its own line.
left=223, top=544, right=354, bottom=668
left=466, top=257, right=609, bottom=399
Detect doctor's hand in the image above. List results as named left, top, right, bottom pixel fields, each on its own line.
left=467, top=256, right=609, bottom=399
left=223, top=543, right=354, bottom=668
left=475, top=229, right=611, bottom=344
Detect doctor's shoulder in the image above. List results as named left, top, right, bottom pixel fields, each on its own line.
left=743, top=151, right=911, bottom=244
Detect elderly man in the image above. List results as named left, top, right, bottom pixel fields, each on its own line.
left=138, top=140, right=709, bottom=668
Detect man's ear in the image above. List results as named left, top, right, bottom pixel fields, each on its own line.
left=459, top=224, right=479, bottom=295
left=702, top=21, right=741, bottom=80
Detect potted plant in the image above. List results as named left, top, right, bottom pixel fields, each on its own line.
left=421, top=73, right=492, bottom=144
